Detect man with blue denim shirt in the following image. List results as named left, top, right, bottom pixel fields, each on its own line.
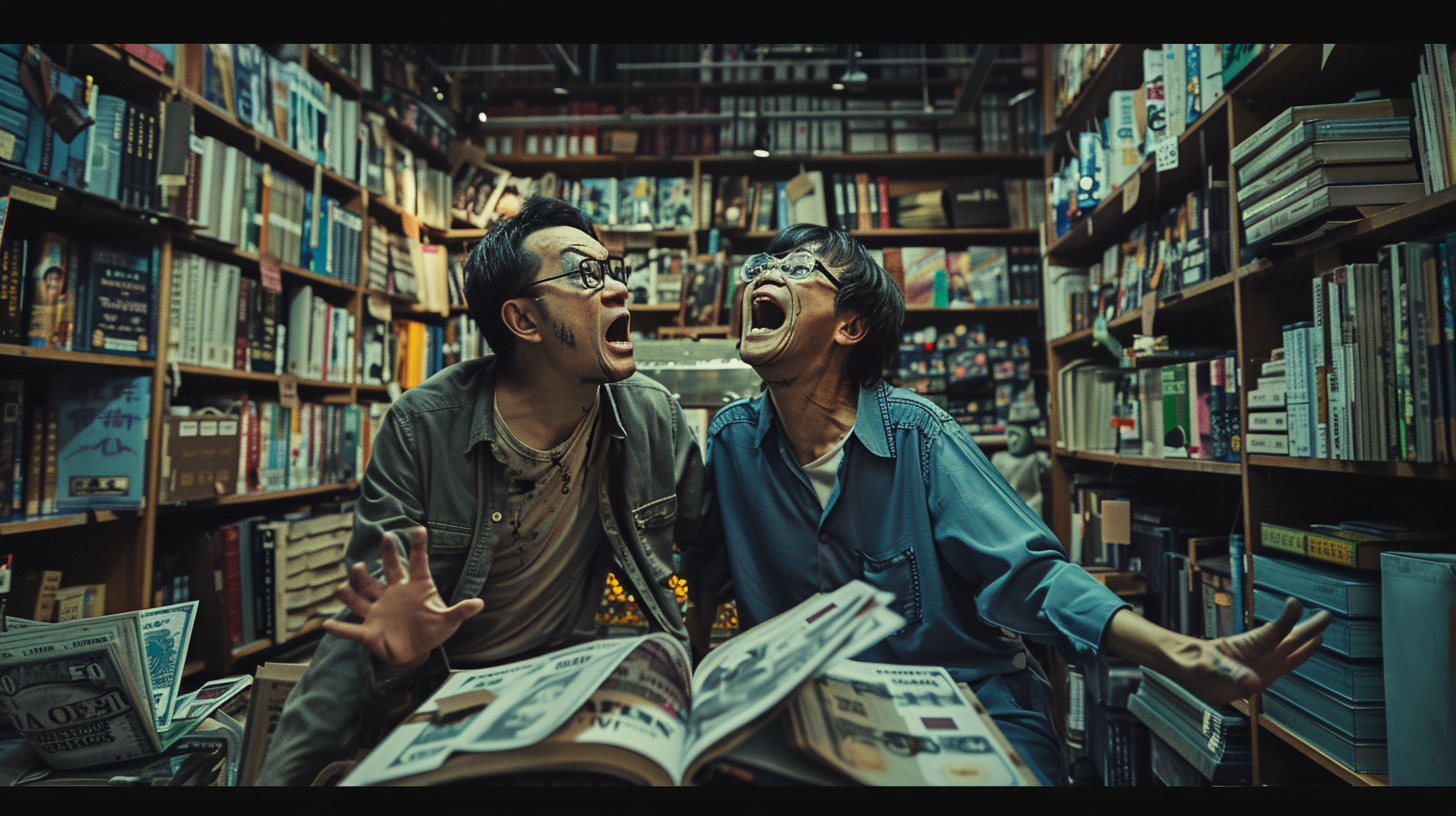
left=688, top=224, right=1331, bottom=785
left=257, top=197, right=717, bottom=785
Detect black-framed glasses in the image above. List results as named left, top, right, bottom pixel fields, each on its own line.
left=740, top=249, right=840, bottom=288
left=511, top=255, right=630, bottom=299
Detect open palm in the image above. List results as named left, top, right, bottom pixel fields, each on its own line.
left=322, top=527, right=485, bottom=669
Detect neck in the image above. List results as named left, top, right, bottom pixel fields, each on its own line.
left=764, top=366, right=859, bottom=467
left=495, top=359, right=600, bottom=450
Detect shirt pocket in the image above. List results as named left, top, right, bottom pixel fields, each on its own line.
left=855, top=545, right=924, bottom=632
left=424, top=521, right=472, bottom=596
left=631, top=494, right=678, bottom=583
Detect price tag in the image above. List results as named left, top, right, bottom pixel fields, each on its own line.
left=259, top=253, right=283, bottom=292
left=1155, top=137, right=1179, bottom=172
left=401, top=211, right=420, bottom=240
left=1122, top=172, right=1140, bottom=213
left=1141, top=292, right=1157, bottom=337
left=278, top=373, right=300, bottom=409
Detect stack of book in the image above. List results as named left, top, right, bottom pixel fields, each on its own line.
left=1125, top=667, right=1252, bottom=785
left=1081, top=655, right=1152, bottom=786
left=1245, top=352, right=1289, bottom=455
left=1232, top=98, right=1424, bottom=251
left=1251, top=549, right=1387, bottom=775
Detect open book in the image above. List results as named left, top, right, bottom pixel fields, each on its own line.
left=341, top=580, right=1035, bottom=786
left=0, top=601, right=251, bottom=771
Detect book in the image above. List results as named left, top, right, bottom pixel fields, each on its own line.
left=1125, top=669, right=1250, bottom=784
left=0, top=600, right=252, bottom=771
left=25, top=231, right=69, bottom=350
left=48, top=370, right=150, bottom=512
left=1250, top=552, right=1381, bottom=617
left=942, top=176, right=1010, bottom=228
left=237, top=662, right=307, bottom=786
left=1237, top=143, right=1418, bottom=212
left=0, top=378, right=21, bottom=519
left=76, top=242, right=157, bottom=357
left=1239, top=161, right=1422, bottom=226
left=1252, top=588, right=1381, bottom=660
left=1244, top=180, right=1427, bottom=247
left=1265, top=670, right=1385, bottom=742
left=1230, top=98, right=1416, bottom=169
left=1237, top=115, right=1416, bottom=189
left=336, top=579, right=1025, bottom=788
left=1259, top=687, right=1386, bottom=775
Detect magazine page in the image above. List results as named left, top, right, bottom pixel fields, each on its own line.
left=341, top=634, right=652, bottom=786
left=680, top=579, right=903, bottom=769
left=157, top=674, right=252, bottom=749
left=0, top=623, right=160, bottom=770
left=787, top=659, right=1038, bottom=786
left=518, top=633, right=694, bottom=785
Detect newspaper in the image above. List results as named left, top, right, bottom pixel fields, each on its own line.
left=0, top=601, right=227, bottom=771
left=342, top=579, right=904, bottom=787
left=787, top=660, right=1039, bottom=785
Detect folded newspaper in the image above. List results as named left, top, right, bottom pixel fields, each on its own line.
left=341, top=579, right=1035, bottom=786
left=0, top=601, right=251, bottom=771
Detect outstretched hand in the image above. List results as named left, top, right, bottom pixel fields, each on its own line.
left=321, top=526, right=485, bottom=669
left=1106, top=597, right=1333, bottom=706
left=1187, top=596, right=1333, bottom=704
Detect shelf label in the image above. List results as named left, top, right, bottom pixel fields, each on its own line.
left=1122, top=173, right=1140, bottom=213
left=9, top=184, right=57, bottom=210
left=279, top=374, right=300, bottom=410
left=1155, top=137, right=1179, bottom=173
left=259, top=253, right=283, bottom=292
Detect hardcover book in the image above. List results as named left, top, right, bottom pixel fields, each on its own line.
left=49, top=370, right=151, bottom=512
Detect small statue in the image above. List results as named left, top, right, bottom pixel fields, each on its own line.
left=991, top=401, right=1051, bottom=521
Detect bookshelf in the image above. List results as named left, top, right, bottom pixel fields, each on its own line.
left=1042, top=42, right=1456, bottom=786
left=0, top=42, right=467, bottom=680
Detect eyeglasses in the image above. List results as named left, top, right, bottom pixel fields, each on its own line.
left=511, top=255, right=630, bottom=299
left=740, top=249, right=840, bottom=288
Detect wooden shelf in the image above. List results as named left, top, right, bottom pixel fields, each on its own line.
left=1247, top=455, right=1456, bottom=480
left=0, top=510, right=140, bottom=536
left=1054, top=449, right=1241, bottom=476
left=0, top=343, right=156, bottom=369
left=157, top=482, right=359, bottom=512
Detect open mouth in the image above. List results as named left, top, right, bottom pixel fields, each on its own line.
left=750, top=292, right=787, bottom=332
left=605, top=313, right=632, bottom=350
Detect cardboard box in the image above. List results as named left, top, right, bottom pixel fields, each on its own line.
left=159, top=410, right=241, bottom=503
left=1381, top=551, right=1456, bottom=785
left=601, top=129, right=638, bottom=155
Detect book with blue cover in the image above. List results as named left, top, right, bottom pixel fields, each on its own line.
left=49, top=370, right=151, bottom=512
left=1253, top=588, right=1381, bottom=659
left=1260, top=688, right=1387, bottom=775
left=1289, top=645, right=1384, bottom=704
left=1250, top=552, right=1381, bottom=617
left=1265, top=670, right=1385, bottom=741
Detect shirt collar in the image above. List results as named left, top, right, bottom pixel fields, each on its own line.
left=753, top=380, right=896, bottom=458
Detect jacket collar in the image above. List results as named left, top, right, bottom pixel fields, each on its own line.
left=753, top=380, right=896, bottom=459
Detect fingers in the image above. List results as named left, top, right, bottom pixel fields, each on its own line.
left=334, top=580, right=375, bottom=620
left=322, top=618, right=367, bottom=643
left=349, top=562, right=385, bottom=601
left=380, top=530, right=409, bottom=584
left=408, top=526, right=432, bottom=584
left=442, top=598, right=485, bottom=625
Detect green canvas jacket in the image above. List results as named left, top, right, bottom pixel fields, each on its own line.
left=257, top=356, right=720, bottom=785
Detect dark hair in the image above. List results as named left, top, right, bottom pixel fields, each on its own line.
left=765, top=224, right=904, bottom=388
left=463, top=196, right=598, bottom=364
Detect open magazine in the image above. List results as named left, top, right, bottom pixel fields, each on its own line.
left=342, top=579, right=909, bottom=786
left=0, top=601, right=250, bottom=771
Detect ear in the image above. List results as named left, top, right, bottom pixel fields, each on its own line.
left=834, top=311, right=868, bottom=347
left=501, top=298, right=544, bottom=345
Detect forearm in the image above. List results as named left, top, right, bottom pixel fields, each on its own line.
left=1100, top=607, right=1205, bottom=679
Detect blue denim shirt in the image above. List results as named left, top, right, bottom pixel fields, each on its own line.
left=705, top=381, right=1128, bottom=684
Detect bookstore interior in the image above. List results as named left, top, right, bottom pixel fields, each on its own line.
left=0, top=42, right=1454, bottom=787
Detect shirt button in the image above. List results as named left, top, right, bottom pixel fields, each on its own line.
left=1012, top=652, right=1027, bottom=669
left=818, top=533, right=830, bottom=543
left=491, top=512, right=503, bottom=522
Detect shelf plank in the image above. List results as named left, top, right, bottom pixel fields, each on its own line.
left=0, top=344, right=156, bottom=369
left=1247, top=455, right=1456, bottom=480
left=157, top=482, right=359, bottom=511
left=0, top=510, right=138, bottom=536
left=1055, top=449, right=1241, bottom=475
